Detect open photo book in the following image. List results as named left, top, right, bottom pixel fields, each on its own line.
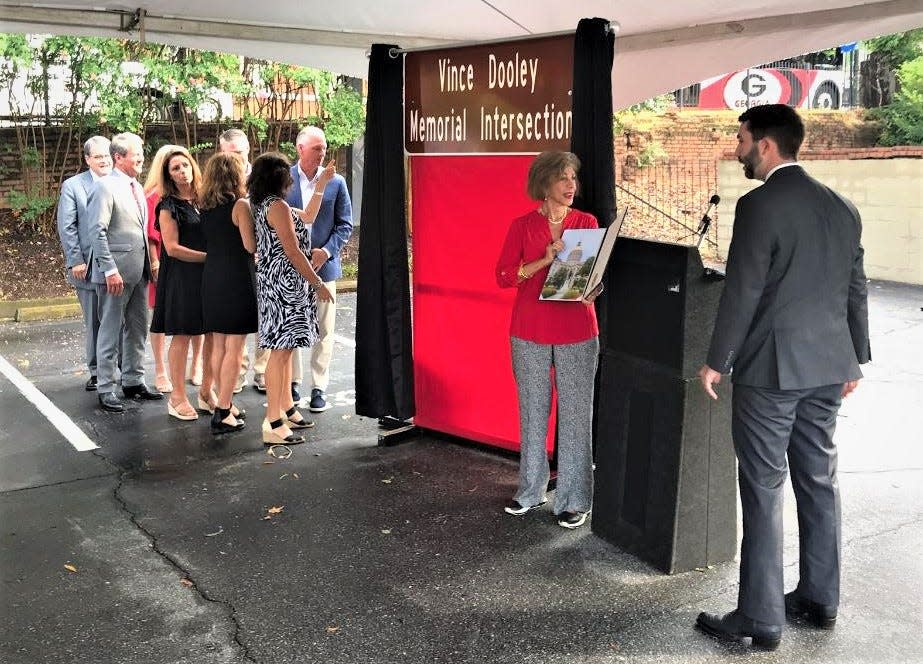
left=539, top=207, right=628, bottom=301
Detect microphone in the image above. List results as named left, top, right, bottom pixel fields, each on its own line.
left=695, top=194, right=720, bottom=249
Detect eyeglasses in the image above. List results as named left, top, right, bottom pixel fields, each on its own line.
left=89, top=154, right=111, bottom=160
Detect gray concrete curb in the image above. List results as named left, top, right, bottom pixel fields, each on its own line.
left=2, top=279, right=359, bottom=323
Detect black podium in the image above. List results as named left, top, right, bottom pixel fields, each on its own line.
left=592, top=238, right=737, bottom=574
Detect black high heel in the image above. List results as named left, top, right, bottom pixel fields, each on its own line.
left=211, top=407, right=245, bottom=434
left=285, top=406, right=314, bottom=430
left=262, top=418, right=305, bottom=445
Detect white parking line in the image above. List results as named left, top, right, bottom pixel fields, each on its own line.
left=0, top=354, right=99, bottom=451
left=334, top=334, right=356, bottom=348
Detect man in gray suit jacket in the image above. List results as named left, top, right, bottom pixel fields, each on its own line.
left=56, top=136, right=112, bottom=391
left=696, top=105, right=870, bottom=650
left=87, top=132, right=163, bottom=412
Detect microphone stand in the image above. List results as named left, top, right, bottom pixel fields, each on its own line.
left=695, top=215, right=712, bottom=250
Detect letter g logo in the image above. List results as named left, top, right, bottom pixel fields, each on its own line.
left=741, top=73, right=767, bottom=97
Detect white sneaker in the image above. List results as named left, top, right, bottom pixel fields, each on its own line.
left=503, top=500, right=547, bottom=516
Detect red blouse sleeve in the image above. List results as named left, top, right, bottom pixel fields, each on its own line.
left=496, top=219, right=523, bottom=288
left=146, top=192, right=161, bottom=245
left=495, top=217, right=524, bottom=288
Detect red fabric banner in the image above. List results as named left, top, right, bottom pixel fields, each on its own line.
left=411, top=155, right=555, bottom=453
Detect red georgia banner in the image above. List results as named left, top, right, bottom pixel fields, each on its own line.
left=411, top=155, right=556, bottom=453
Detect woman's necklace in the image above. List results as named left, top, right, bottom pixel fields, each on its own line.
left=546, top=205, right=569, bottom=225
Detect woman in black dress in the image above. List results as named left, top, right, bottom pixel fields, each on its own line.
left=200, top=152, right=256, bottom=434
left=149, top=146, right=214, bottom=421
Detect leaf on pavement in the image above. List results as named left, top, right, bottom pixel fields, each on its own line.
left=267, top=445, right=293, bottom=459
left=267, top=505, right=284, bottom=515
left=180, top=578, right=194, bottom=588
left=326, top=625, right=340, bottom=634
left=63, top=564, right=78, bottom=573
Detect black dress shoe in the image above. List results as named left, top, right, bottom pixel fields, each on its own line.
left=785, top=591, right=837, bottom=629
left=85, top=376, right=98, bottom=391
left=696, top=610, right=782, bottom=650
left=98, top=392, right=124, bottom=412
left=122, top=383, right=164, bottom=400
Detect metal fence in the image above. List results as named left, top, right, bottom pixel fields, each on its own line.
left=615, top=158, right=723, bottom=262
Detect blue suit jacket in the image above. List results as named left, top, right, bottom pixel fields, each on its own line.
left=285, top=165, right=353, bottom=282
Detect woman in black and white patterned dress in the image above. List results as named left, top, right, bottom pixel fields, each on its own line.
left=247, top=152, right=334, bottom=445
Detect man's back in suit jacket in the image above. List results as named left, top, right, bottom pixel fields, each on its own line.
left=706, top=165, right=871, bottom=390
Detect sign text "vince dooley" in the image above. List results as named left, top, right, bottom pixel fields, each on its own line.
left=438, top=53, right=540, bottom=94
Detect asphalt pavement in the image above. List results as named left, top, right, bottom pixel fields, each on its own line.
left=1, top=287, right=921, bottom=664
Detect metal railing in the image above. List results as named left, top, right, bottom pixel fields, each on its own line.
left=615, top=158, right=722, bottom=261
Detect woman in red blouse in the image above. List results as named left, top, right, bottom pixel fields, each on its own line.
left=495, top=151, right=602, bottom=529
left=144, top=144, right=183, bottom=394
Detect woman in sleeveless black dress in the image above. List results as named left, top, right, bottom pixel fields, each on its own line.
left=200, top=152, right=256, bottom=434
left=248, top=152, right=334, bottom=445
left=148, top=146, right=216, bottom=421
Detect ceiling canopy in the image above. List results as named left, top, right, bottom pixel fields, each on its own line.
left=2, top=0, right=923, bottom=108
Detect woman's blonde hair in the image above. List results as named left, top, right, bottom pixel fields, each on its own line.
left=199, top=152, right=247, bottom=210
left=526, top=151, right=581, bottom=201
left=143, top=144, right=184, bottom=195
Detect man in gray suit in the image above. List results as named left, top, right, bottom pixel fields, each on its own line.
left=696, top=104, right=870, bottom=650
left=87, top=132, right=163, bottom=412
left=56, top=136, right=112, bottom=391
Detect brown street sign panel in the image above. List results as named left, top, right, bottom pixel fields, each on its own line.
left=404, top=34, right=574, bottom=155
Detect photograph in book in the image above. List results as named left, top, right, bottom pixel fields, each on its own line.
left=539, top=207, right=627, bottom=301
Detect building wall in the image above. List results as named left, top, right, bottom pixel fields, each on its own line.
left=717, top=154, right=923, bottom=285
left=615, top=109, right=880, bottom=180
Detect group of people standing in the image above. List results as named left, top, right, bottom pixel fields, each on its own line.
left=59, top=104, right=869, bottom=650
left=56, top=126, right=353, bottom=443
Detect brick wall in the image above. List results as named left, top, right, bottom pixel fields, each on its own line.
left=615, top=109, right=882, bottom=179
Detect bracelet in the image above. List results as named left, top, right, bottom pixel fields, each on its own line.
left=312, top=191, right=323, bottom=197
left=517, top=265, right=528, bottom=280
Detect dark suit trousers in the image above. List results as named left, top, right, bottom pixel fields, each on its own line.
left=732, top=383, right=843, bottom=626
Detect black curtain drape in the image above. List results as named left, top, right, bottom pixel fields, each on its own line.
left=570, top=17, right=615, bottom=349
left=355, top=44, right=414, bottom=420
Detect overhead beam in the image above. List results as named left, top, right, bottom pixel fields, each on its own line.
left=617, top=0, right=923, bottom=53
left=2, top=0, right=921, bottom=57
left=0, top=4, right=457, bottom=49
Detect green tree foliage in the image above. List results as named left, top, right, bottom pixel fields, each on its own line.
left=0, top=34, right=366, bottom=236
left=322, top=84, right=365, bottom=153
left=873, top=56, right=923, bottom=145
left=237, top=59, right=365, bottom=154
left=866, top=29, right=923, bottom=145
left=865, top=29, right=923, bottom=68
